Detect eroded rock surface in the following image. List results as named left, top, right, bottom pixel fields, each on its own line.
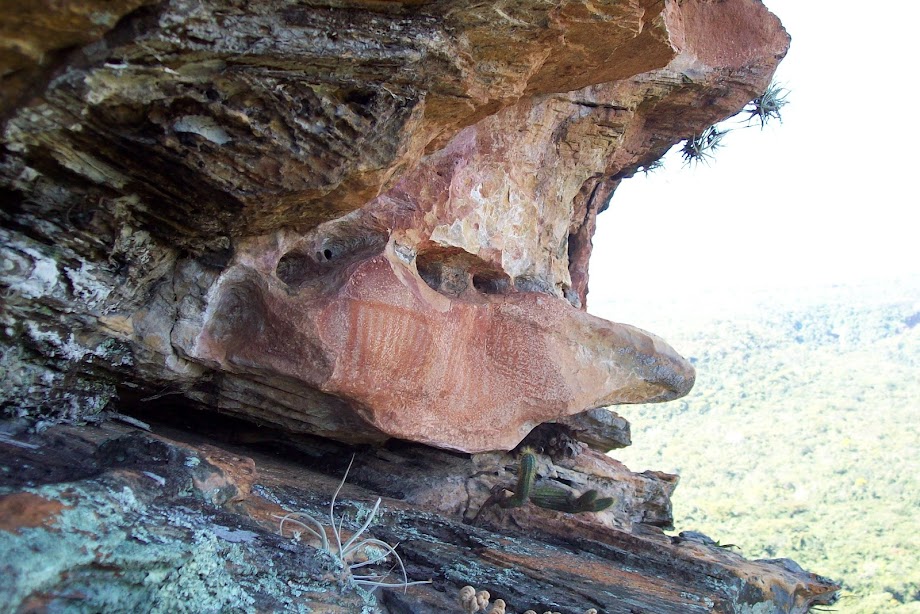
left=0, top=2, right=844, bottom=608
left=0, top=420, right=840, bottom=613
left=176, top=235, right=693, bottom=452
left=1, top=0, right=787, bottom=451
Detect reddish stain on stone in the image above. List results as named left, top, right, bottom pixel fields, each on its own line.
left=0, top=492, right=67, bottom=534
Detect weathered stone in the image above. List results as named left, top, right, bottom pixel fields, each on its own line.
left=557, top=408, right=632, bottom=452
left=0, top=426, right=370, bottom=612
left=0, top=421, right=840, bottom=613
left=0, top=0, right=689, bottom=241
left=0, top=0, right=788, bottom=452
left=173, top=234, right=693, bottom=452
left=0, top=1, right=842, bottom=608
left=0, top=0, right=157, bottom=117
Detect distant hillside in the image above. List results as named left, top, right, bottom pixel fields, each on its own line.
left=592, top=277, right=920, bottom=613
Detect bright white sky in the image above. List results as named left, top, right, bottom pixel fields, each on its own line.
left=589, top=0, right=920, bottom=307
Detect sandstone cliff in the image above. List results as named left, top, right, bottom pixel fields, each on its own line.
left=0, top=1, right=839, bottom=611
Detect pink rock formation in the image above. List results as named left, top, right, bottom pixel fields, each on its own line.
left=0, top=0, right=788, bottom=452
left=184, top=235, right=693, bottom=452
left=164, top=0, right=787, bottom=451
left=0, top=4, right=844, bottom=610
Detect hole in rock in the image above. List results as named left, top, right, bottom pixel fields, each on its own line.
left=343, top=89, right=376, bottom=107
left=562, top=286, right=581, bottom=309
left=275, top=229, right=387, bottom=293
left=416, top=258, right=468, bottom=297
left=207, top=279, right=268, bottom=343
left=472, top=272, right=510, bottom=295
left=276, top=252, right=325, bottom=288
left=416, top=258, right=443, bottom=292
left=415, top=247, right=510, bottom=299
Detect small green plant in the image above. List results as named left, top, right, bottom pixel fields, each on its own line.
left=677, top=80, right=789, bottom=167
left=274, top=455, right=431, bottom=590
left=680, top=125, right=728, bottom=166
left=744, top=81, right=790, bottom=128
left=499, top=449, right=536, bottom=508
left=528, top=487, right=615, bottom=514
left=498, top=450, right=614, bottom=514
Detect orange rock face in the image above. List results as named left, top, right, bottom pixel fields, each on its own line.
left=159, top=0, right=788, bottom=452
left=0, top=5, right=840, bottom=609
left=1, top=0, right=788, bottom=451
left=187, top=238, right=694, bottom=452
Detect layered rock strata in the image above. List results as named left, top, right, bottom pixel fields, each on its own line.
left=0, top=3, right=845, bottom=609
left=0, top=420, right=840, bottom=613
left=1, top=0, right=787, bottom=451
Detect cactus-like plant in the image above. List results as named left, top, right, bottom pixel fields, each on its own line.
left=675, top=81, right=789, bottom=167
left=499, top=450, right=614, bottom=514
left=499, top=448, right=537, bottom=508
left=636, top=158, right=664, bottom=176
left=529, top=486, right=615, bottom=514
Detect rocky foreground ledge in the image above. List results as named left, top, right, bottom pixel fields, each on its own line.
left=0, top=416, right=839, bottom=612
left=1, top=0, right=839, bottom=610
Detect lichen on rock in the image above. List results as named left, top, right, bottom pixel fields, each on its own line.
left=0, top=424, right=840, bottom=612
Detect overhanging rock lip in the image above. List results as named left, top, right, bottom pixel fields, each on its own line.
left=180, top=250, right=697, bottom=453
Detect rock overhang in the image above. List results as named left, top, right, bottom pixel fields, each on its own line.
left=180, top=232, right=695, bottom=452
left=0, top=0, right=788, bottom=452
left=0, top=5, right=847, bottom=611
